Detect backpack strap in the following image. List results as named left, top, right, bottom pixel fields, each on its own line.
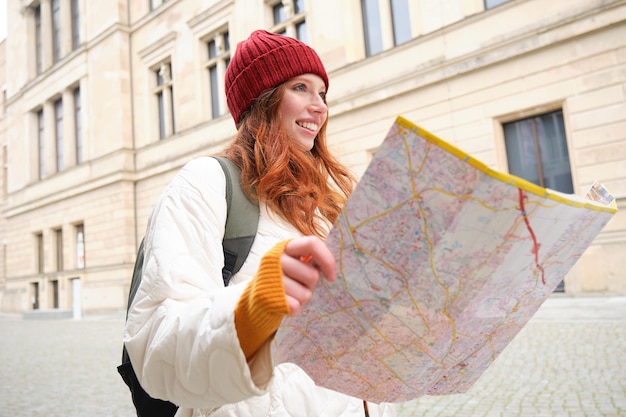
left=120, top=156, right=259, bottom=369
left=123, top=157, right=258, bottom=319
left=125, top=238, right=146, bottom=318
left=214, top=156, right=260, bottom=286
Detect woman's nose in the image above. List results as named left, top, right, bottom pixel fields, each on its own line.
left=310, top=94, right=327, bottom=112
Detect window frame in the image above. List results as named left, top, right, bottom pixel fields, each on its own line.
left=54, top=227, right=63, bottom=272
left=35, top=232, right=44, bottom=274
left=54, top=98, right=63, bottom=172
left=73, top=87, right=83, bottom=164
left=360, top=0, right=413, bottom=57
left=51, top=0, right=61, bottom=63
left=37, top=108, right=45, bottom=180
left=71, top=0, right=80, bottom=49
left=34, top=4, right=43, bottom=74
left=266, top=0, right=308, bottom=42
left=150, top=0, right=170, bottom=12
left=484, top=0, right=512, bottom=10
left=153, top=61, right=175, bottom=140
left=361, top=0, right=384, bottom=56
left=390, top=0, right=412, bottom=46
left=75, top=223, right=85, bottom=269
left=500, top=108, right=575, bottom=194
left=204, top=29, right=230, bottom=120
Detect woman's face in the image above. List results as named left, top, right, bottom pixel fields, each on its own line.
left=279, top=73, right=328, bottom=151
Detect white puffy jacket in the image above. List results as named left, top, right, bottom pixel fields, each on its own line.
left=124, top=157, right=397, bottom=417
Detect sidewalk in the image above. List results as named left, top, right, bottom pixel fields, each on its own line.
left=0, top=295, right=624, bottom=417
left=0, top=310, right=135, bottom=417
left=531, top=294, right=626, bottom=322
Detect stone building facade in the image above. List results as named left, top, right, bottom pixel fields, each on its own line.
left=1, top=0, right=625, bottom=314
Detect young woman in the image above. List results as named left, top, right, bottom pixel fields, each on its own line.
left=124, top=30, right=397, bottom=417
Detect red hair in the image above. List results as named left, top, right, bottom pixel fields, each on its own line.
left=222, top=84, right=355, bottom=238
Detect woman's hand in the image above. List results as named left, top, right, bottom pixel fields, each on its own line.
left=280, top=236, right=336, bottom=316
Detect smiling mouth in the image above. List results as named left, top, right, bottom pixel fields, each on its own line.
left=297, top=121, right=319, bottom=132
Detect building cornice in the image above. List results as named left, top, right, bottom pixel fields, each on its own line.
left=187, top=0, right=234, bottom=33
left=4, top=149, right=136, bottom=218
left=329, top=0, right=626, bottom=117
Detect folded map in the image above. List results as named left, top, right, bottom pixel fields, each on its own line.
left=274, top=116, right=617, bottom=403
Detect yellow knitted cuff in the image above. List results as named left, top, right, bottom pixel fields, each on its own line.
left=235, top=240, right=291, bottom=360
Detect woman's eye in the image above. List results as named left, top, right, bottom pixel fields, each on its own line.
left=294, top=84, right=306, bottom=91
left=319, top=92, right=327, bottom=101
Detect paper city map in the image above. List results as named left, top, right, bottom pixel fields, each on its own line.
left=273, top=116, right=617, bottom=403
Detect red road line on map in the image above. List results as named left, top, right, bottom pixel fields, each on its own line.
left=518, top=188, right=545, bottom=285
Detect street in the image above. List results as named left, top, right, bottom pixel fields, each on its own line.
left=0, top=295, right=624, bottom=417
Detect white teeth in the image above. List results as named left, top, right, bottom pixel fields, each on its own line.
left=297, top=121, right=318, bottom=132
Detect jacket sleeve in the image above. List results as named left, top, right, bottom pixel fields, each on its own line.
left=123, top=157, right=269, bottom=409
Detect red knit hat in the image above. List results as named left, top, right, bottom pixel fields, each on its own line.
left=225, top=30, right=329, bottom=126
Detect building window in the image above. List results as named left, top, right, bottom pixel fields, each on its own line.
left=35, top=232, right=44, bottom=274
left=503, top=110, right=574, bottom=194
left=74, top=87, right=83, bottom=164
left=362, top=0, right=412, bottom=57
left=150, top=0, right=170, bottom=11
left=362, top=0, right=383, bottom=56
left=206, top=31, right=230, bottom=119
left=30, top=282, right=40, bottom=310
left=71, top=0, right=80, bottom=49
left=485, top=0, right=512, bottom=9
left=34, top=4, right=43, bottom=74
left=50, top=279, right=59, bottom=308
left=155, top=62, right=175, bottom=139
left=37, top=109, right=45, bottom=179
left=76, top=224, right=85, bottom=269
left=269, top=0, right=307, bottom=42
left=52, top=0, right=61, bottom=63
left=390, top=0, right=411, bottom=46
left=55, top=228, right=63, bottom=272
left=54, top=98, right=63, bottom=172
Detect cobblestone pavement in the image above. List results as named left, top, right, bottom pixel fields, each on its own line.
left=0, top=295, right=624, bottom=417
left=0, top=311, right=135, bottom=417
left=397, top=296, right=626, bottom=417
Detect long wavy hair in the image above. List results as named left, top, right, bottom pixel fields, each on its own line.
left=221, top=83, right=356, bottom=238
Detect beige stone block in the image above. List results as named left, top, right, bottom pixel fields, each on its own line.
left=570, top=102, right=626, bottom=131
left=564, top=260, right=584, bottom=293
left=338, top=121, right=395, bottom=160
left=448, top=78, right=523, bottom=113
left=450, top=105, right=486, bottom=127
left=571, top=121, right=626, bottom=149
left=578, top=65, right=626, bottom=95
left=2, top=281, right=30, bottom=313
left=617, top=46, right=626, bottom=63
left=456, top=131, right=497, bottom=156
left=603, top=243, right=626, bottom=293
left=469, top=149, right=498, bottom=169
left=597, top=202, right=626, bottom=233
left=577, top=159, right=626, bottom=186
left=399, top=99, right=453, bottom=127
left=574, top=142, right=626, bottom=167
left=576, top=246, right=608, bottom=292
left=82, top=284, right=127, bottom=313
left=567, top=85, right=625, bottom=114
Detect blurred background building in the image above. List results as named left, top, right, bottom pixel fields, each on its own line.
left=0, top=0, right=624, bottom=315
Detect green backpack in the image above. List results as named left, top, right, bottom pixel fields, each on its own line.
left=117, top=156, right=259, bottom=417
